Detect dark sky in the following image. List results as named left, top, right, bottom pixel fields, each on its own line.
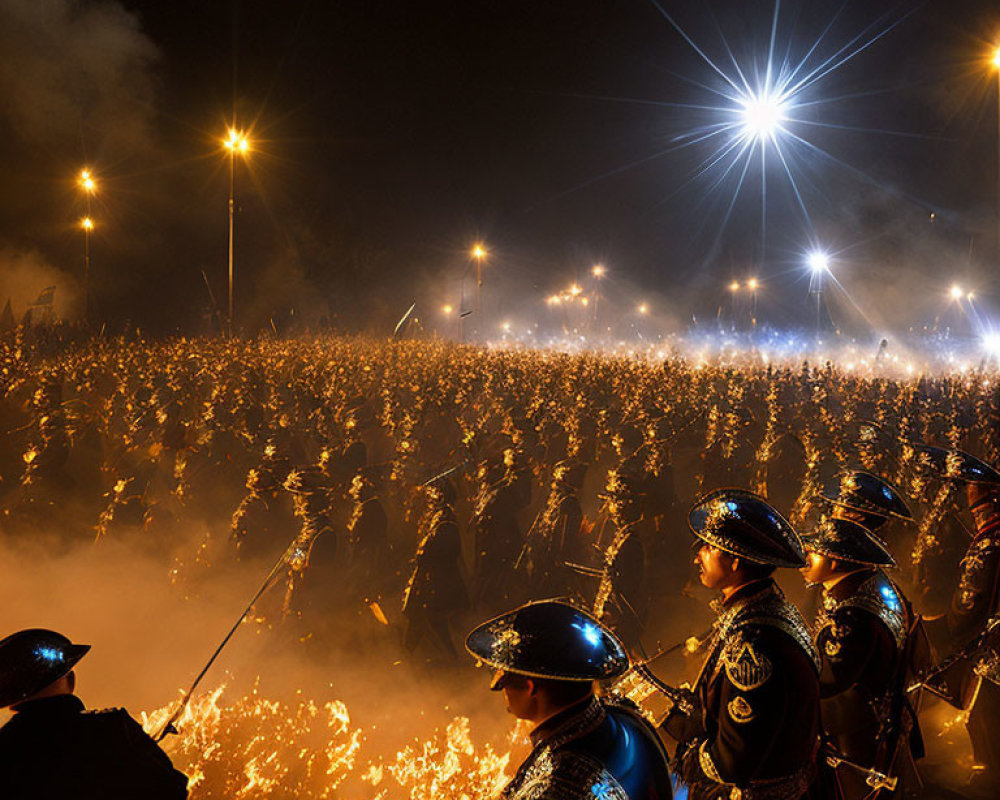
left=1, top=0, right=999, bottom=334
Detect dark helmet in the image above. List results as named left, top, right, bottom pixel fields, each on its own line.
left=801, top=517, right=896, bottom=568
left=0, top=629, right=90, bottom=708
left=465, top=599, right=629, bottom=685
left=906, top=443, right=1000, bottom=486
left=818, top=470, right=912, bottom=523
left=689, top=489, right=806, bottom=568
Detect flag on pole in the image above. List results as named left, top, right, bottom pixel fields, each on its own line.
left=30, top=286, right=56, bottom=307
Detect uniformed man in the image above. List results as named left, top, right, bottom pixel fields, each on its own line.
left=915, top=446, right=1000, bottom=795
left=800, top=516, right=923, bottom=798
left=661, top=489, right=821, bottom=800
left=0, top=628, right=189, bottom=800
left=466, top=599, right=673, bottom=799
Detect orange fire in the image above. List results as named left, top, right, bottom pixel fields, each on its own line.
left=142, top=682, right=512, bottom=798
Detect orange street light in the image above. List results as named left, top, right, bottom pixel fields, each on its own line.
left=729, top=280, right=740, bottom=293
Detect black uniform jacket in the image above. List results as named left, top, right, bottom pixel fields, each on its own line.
left=669, top=579, right=822, bottom=800
left=502, top=695, right=673, bottom=800
left=0, top=695, right=189, bottom=800
left=815, top=570, right=910, bottom=764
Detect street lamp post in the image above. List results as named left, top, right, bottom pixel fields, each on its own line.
left=81, top=216, right=94, bottom=321
left=994, top=47, right=1000, bottom=255
left=808, top=252, right=830, bottom=338
left=728, top=281, right=740, bottom=330
left=471, top=243, right=487, bottom=338
left=747, top=277, right=759, bottom=328
left=224, top=128, right=250, bottom=337
left=591, top=264, right=605, bottom=325
left=78, top=169, right=97, bottom=322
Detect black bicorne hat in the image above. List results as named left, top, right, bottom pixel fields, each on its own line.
left=818, top=470, right=912, bottom=522
left=0, top=629, right=91, bottom=708
left=906, top=443, right=1000, bottom=486
left=801, top=517, right=896, bottom=568
left=688, top=489, right=806, bottom=568
left=465, top=599, right=629, bottom=684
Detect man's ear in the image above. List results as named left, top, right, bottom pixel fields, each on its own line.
left=730, top=556, right=740, bottom=573
left=526, top=679, right=538, bottom=697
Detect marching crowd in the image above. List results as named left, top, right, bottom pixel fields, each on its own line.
left=1, top=331, right=1000, bottom=799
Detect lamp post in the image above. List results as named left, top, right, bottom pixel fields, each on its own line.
left=471, top=243, right=487, bottom=338
left=224, top=128, right=250, bottom=337
left=77, top=169, right=97, bottom=321
left=591, top=264, right=605, bottom=324
left=747, top=277, right=759, bottom=328
left=80, top=217, right=94, bottom=320
left=993, top=47, right=1000, bottom=255
left=808, top=252, right=830, bottom=338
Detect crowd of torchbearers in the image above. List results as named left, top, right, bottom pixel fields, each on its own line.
left=2, top=328, right=1000, bottom=799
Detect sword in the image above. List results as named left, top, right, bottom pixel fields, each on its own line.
left=823, top=744, right=898, bottom=792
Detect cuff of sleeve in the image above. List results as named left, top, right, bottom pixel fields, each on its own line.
left=698, top=740, right=726, bottom=784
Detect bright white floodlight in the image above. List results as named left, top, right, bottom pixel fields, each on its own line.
left=807, top=252, right=830, bottom=274
left=738, top=91, right=788, bottom=141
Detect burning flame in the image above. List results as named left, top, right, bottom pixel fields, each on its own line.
left=142, top=682, right=511, bottom=799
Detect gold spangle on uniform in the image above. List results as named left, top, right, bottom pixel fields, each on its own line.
left=727, top=695, right=755, bottom=724
left=824, top=639, right=842, bottom=658
left=722, top=635, right=772, bottom=691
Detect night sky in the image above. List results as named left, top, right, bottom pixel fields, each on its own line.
left=1, top=0, right=999, bottom=335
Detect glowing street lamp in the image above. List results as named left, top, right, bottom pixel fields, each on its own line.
left=569, top=283, right=582, bottom=297
left=441, top=304, right=453, bottom=316
left=738, top=91, right=789, bottom=143
left=949, top=284, right=964, bottom=301
left=78, top=169, right=97, bottom=195
left=77, top=169, right=98, bottom=322
left=223, top=127, right=251, bottom=336
left=729, top=280, right=740, bottom=293
left=637, top=302, right=649, bottom=316
left=591, top=264, right=605, bottom=278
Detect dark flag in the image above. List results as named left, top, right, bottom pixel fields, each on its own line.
left=30, top=286, right=56, bottom=307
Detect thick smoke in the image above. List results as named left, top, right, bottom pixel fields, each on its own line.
left=0, top=246, right=81, bottom=321
left=0, top=0, right=158, bottom=150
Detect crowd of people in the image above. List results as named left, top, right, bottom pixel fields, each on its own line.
left=2, top=330, right=1000, bottom=798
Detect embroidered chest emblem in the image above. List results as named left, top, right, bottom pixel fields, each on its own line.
left=721, top=634, right=772, bottom=691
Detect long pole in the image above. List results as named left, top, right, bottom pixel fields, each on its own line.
left=84, top=194, right=92, bottom=323
left=816, top=283, right=822, bottom=338
left=228, top=148, right=235, bottom=338
left=996, top=70, right=1000, bottom=258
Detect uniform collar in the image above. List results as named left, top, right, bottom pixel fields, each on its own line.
left=11, top=694, right=85, bottom=715
left=824, top=568, right=876, bottom=603
left=720, top=577, right=774, bottom=609
left=529, top=695, right=599, bottom=747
